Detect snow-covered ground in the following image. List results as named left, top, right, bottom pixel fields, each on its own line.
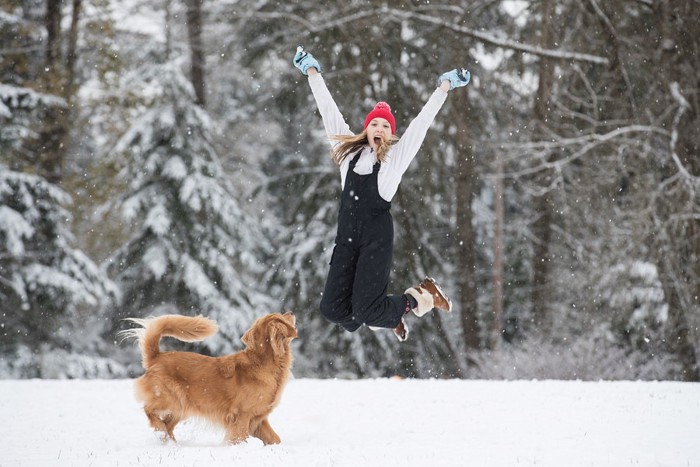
left=1, top=378, right=697, bottom=466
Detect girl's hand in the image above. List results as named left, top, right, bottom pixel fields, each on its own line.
left=438, top=68, right=471, bottom=91
left=293, top=46, right=322, bottom=75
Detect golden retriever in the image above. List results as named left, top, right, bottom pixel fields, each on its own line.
left=121, top=312, right=297, bottom=445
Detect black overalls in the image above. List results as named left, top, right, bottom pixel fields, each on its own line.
left=320, top=151, right=406, bottom=332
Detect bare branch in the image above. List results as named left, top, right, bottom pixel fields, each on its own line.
left=245, top=7, right=610, bottom=66
left=496, top=125, right=668, bottom=152
left=587, top=0, right=638, bottom=113
left=668, top=82, right=696, bottom=184
left=388, top=9, right=610, bottom=65
left=488, top=125, right=669, bottom=179
left=245, top=9, right=379, bottom=41
left=242, top=10, right=317, bottom=32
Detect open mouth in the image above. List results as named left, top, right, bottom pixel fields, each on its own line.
left=373, top=136, right=382, bottom=146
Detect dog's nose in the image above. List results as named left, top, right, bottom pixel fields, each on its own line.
left=283, top=311, right=296, bottom=327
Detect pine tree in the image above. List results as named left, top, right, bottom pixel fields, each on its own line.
left=0, top=167, right=118, bottom=366
left=105, top=62, right=272, bottom=354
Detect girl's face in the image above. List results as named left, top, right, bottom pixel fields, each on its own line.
left=366, top=118, right=392, bottom=152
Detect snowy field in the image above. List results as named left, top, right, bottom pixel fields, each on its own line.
left=1, top=378, right=698, bottom=467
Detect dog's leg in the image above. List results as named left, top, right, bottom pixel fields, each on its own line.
left=144, top=409, right=171, bottom=442
left=163, top=414, right=180, bottom=442
left=144, top=407, right=178, bottom=442
left=252, top=417, right=281, bottom=445
left=224, top=413, right=250, bottom=445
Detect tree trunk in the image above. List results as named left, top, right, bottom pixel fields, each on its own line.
left=530, top=0, right=556, bottom=330
left=185, top=0, right=206, bottom=106
left=491, top=153, right=504, bottom=349
left=660, top=264, right=700, bottom=381
left=45, top=0, right=62, bottom=74
left=452, top=89, right=480, bottom=351
left=164, top=0, right=173, bottom=59
left=65, top=0, right=81, bottom=98
left=651, top=0, right=700, bottom=380
left=39, top=0, right=66, bottom=184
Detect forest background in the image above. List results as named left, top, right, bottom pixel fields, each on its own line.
left=1, top=0, right=698, bottom=381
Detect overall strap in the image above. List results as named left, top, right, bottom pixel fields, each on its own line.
left=348, top=149, right=364, bottom=169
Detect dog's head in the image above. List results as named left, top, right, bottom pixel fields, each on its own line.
left=241, top=312, right=298, bottom=356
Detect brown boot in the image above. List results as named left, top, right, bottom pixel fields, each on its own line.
left=368, top=318, right=409, bottom=342
left=405, top=276, right=452, bottom=317
left=418, top=277, right=452, bottom=312
left=393, top=317, right=409, bottom=342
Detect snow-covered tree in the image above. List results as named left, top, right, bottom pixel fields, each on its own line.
left=0, top=84, right=67, bottom=169
left=0, top=166, right=118, bottom=374
left=105, top=62, right=272, bottom=354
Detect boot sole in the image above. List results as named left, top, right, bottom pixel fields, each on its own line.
left=423, top=276, right=453, bottom=312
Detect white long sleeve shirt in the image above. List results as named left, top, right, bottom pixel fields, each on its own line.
left=308, top=73, right=448, bottom=202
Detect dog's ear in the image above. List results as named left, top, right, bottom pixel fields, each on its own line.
left=242, top=317, right=267, bottom=349
left=244, top=314, right=295, bottom=354
left=241, top=325, right=257, bottom=348
left=269, top=315, right=297, bottom=356
left=269, top=323, right=285, bottom=356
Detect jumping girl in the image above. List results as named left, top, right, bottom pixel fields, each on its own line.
left=293, top=47, right=470, bottom=341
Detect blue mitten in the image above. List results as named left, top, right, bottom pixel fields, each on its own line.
left=293, top=46, right=322, bottom=75
left=438, top=68, right=471, bottom=90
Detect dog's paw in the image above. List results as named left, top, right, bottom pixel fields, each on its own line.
left=226, top=436, right=249, bottom=445
left=261, top=435, right=281, bottom=445
left=156, top=432, right=176, bottom=444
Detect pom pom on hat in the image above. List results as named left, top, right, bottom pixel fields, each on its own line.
left=363, top=101, right=396, bottom=134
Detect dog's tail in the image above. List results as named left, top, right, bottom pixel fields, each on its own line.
left=120, top=315, right=218, bottom=369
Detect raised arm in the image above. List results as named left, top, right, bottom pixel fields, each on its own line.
left=386, top=67, right=471, bottom=176
left=293, top=47, right=353, bottom=143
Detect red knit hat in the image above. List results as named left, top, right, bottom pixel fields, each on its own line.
left=363, top=102, right=396, bottom=134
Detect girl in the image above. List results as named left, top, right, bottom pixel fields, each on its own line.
left=293, top=47, right=470, bottom=341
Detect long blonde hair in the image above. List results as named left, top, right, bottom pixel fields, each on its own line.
left=330, top=131, right=399, bottom=165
